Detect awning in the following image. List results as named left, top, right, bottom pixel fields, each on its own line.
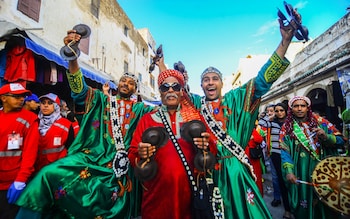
left=143, top=99, right=161, bottom=106
left=0, top=21, right=116, bottom=89
left=24, top=34, right=117, bottom=89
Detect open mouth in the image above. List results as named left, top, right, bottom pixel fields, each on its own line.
left=206, top=87, right=216, bottom=95
left=120, top=87, right=129, bottom=92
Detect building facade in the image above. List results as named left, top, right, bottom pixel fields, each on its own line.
left=261, top=12, right=350, bottom=129
left=0, top=0, right=160, bottom=101
left=229, top=13, right=350, bottom=130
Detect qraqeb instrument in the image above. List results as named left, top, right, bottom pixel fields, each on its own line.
left=310, top=156, right=350, bottom=216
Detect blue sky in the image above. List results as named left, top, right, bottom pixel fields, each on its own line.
left=118, top=0, right=350, bottom=95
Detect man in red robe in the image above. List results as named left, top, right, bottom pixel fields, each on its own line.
left=128, top=69, right=212, bottom=219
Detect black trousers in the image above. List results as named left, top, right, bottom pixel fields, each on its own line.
left=270, top=152, right=291, bottom=212
left=0, top=190, right=19, bottom=219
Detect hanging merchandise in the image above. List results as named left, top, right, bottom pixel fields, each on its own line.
left=4, top=45, right=36, bottom=82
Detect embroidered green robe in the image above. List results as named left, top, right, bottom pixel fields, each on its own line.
left=191, top=52, right=289, bottom=219
left=280, top=116, right=344, bottom=219
left=16, top=70, right=154, bottom=218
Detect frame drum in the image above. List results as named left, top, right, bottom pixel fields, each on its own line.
left=312, top=156, right=350, bottom=215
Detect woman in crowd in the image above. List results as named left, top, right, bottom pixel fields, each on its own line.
left=270, top=102, right=292, bottom=219
left=35, top=93, right=74, bottom=171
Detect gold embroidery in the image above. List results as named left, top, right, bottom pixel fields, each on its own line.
left=264, top=52, right=289, bottom=83
left=66, top=71, right=84, bottom=93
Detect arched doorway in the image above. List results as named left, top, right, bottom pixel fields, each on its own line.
left=307, top=88, right=327, bottom=117
left=307, top=87, right=343, bottom=130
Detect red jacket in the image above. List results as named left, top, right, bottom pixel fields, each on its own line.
left=72, top=120, right=80, bottom=137
left=35, top=117, right=73, bottom=171
left=0, top=109, right=39, bottom=190
left=4, top=45, right=36, bottom=82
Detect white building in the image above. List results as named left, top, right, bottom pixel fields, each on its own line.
left=0, top=0, right=160, bottom=101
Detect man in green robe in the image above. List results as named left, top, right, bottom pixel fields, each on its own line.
left=188, top=14, right=299, bottom=219
left=280, top=96, right=344, bottom=219
left=15, top=30, right=154, bottom=219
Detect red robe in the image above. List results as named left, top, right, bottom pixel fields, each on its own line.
left=245, top=128, right=264, bottom=195
left=129, top=111, right=197, bottom=219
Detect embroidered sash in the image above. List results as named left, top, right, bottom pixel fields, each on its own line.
left=292, top=120, right=320, bottom=161
left=110, top=95, right=130, bottom=178
left=158, top=109, right=198, bottom=191
left=200, top=97, right=256, bottom=180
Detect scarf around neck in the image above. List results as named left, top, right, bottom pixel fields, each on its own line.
left=38, top=103, right=62, bottom=136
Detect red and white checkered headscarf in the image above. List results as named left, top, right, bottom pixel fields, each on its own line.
left=158, top=69, right=185, bottom=87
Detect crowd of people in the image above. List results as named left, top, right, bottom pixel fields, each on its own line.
left=0, top=83, right=80, bottom=219
left=0, top=7, right=348, bottom=219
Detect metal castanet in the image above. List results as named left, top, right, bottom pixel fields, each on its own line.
left=134, top=127, right=168, bottom=181
left=148, top=44, right=163, bottom=73
left=180, top=120, right=216, bottom=172
left=60, top=24, right=91, bottom=61
left=277, top=1, right=309, bottom=42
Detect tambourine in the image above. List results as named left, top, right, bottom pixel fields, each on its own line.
left=310, top=156, right=350, bottom=215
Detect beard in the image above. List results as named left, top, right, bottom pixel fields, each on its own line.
left=119, top=91, right=132, bottom=98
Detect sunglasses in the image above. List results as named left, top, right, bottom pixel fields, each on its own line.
left=159, top=83, right=182, bottom=92
left=4, top=94, right=27, bottom=99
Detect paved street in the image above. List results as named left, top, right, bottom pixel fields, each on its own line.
left=262, top=163, right=285, bottom=219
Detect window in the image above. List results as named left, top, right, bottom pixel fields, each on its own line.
left=138, top=73, right=142, bottom=83
left=79, top=37, right=90, bottom=55
left=91, top=0, right=100, bottom=18
left=150, top=74, right=155, bottom=89
left=17, top=0, right=41, bottom=22
left=124, top=61, right=128, bottom=73
left=124, top=25, right=129, bottom=37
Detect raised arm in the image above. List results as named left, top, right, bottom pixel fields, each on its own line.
left=275, top=20, right=295, bottom=59
left=253, top=10, right=302, bottom=99
left=156, top=56, right=167, bottom=73
left=63, top=30, right=81, bottom=74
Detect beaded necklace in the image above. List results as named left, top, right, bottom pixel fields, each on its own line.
left=200, top=97, right=256, bottom=180
left=118, top=99, right=132, bottom=135
left=110, top=95, right=130, bottom=178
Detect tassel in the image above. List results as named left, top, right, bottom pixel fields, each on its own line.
left=117, top=180, right=125, bottom=197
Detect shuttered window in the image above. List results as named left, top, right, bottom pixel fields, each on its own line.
left=124, top=61, right=128, bottom=73
left=150, top=74, right=155, bottom=88
left=17, top=0, right=41, bottom=22
left=79, top=37, right=90, bottom=55
left=91, top=0, right=100, bottom=18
